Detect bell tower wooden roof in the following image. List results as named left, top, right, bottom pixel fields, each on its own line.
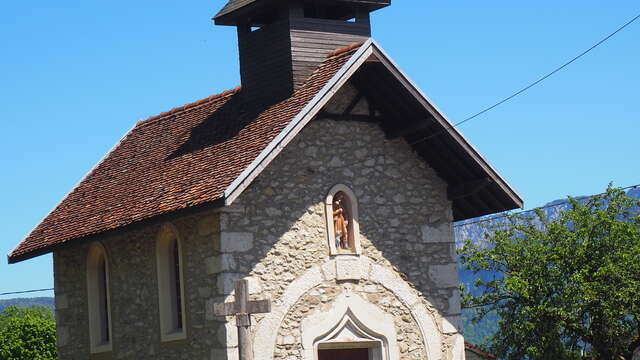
left=213, top=0, right=391, bottom=107
left=214, top=0, right=391, bottom=26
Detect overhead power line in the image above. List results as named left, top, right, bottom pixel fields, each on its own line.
left=454, top=183, right=640, bottom=228
left=0, top=288, right=54, bottom=297
left=411, top=11, right=640, bottom=146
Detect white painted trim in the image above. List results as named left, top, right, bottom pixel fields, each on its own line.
left=368, top=40, right=523, bottom=206
left=301, top=292, right=399, bottom=360
left=325, top=184, right=362, bottom=255
left=252, top=257, right=442, bottom=360
left=155, top=223, right=188, bottom=342
left=223, top=39, right=375, bottom=205
left=86, top=242, right=113, bottom=354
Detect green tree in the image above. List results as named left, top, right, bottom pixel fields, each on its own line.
left=460, top=186, right=640, bottom=360
left=0, top=306, right=57, bottom=360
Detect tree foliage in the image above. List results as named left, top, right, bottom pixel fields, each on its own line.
left=0, top=306, right=57, bottom=360
left=460, top=186, right=640, bottom=359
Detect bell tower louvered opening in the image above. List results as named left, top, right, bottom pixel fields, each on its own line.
left=214, top=0, right=390, bottom=107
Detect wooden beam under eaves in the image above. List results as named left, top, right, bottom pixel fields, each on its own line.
left=386, top=120, right=433, bottom=139
left=343, top=93, right=364, bottom=115
left=316, top=111, right=384, bottom=122
left=448, top=178, right=493, bottom=200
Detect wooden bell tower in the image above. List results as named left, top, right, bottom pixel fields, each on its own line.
left=214, top=0, right=390, bottom=106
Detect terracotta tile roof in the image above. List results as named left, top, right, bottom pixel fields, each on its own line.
left=465, top=341, right=497, bottom=359
left=8, top=44, right=362, bottom=263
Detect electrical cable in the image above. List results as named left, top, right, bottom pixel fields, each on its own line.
left=0, top=288, right=54, bottom=297
left=410, top=11, right=640, bottom=147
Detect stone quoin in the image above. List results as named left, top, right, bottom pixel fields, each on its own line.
left=8, top=1, right=523, bottom=359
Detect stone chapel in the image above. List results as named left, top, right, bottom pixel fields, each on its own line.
left=8, top=1, right=522, bottom=359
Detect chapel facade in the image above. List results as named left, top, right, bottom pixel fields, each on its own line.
left=8, top=1, right=523, bottom=360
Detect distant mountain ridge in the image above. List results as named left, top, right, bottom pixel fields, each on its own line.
left=455, top=186, right=640, bottom=249
left=0, top=297, right=54, bottom=312
left=456, top=186, right=640, bottom=345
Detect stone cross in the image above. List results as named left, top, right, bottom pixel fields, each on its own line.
left=213, top=279, right=271, bottom=360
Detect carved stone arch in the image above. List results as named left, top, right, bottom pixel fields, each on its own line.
left=301, top=292, right=400, bottom=360
left=325, top=184, right=361, bottom=255
left=253, top=257, right=442, bottom=360
left=86, top=241, right=112, bottom=354
left=155, top=223, right=187, bottom=342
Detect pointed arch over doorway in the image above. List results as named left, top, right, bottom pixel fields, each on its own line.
left=252, top=257, right=442, bottom=360
left=301, top=292, right=400, bottom=360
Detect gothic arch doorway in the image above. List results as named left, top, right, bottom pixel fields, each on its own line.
left=252, top=256, right=442, bottom=360
left=301, top=292, right=399, bottom=360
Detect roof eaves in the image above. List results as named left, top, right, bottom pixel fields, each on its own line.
left=7, top=120, right=140, bottom=264
left=7, top=86, right=242, bottom=264
left=368, top=39, right=524, bottom=209
left=214, top=0, right=262, bottom=25
left=8, top=196, right=227, bottom=264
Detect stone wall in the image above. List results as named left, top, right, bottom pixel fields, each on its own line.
left=214, top=118, right=462, bottom=359
left=275, top=277, right=427, bottom=359
left=54, top=211, right=222, bottom=360
left=53, top=117, right=462, bottom=359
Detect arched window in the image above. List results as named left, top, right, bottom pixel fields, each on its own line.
left=156, top=224, right=187, bottom=341
left=325, top=184, right=361, bottom=255
left=86, top=242, right=112, bottom=353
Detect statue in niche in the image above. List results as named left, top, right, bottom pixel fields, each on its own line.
left=332, top=192, right=351, bottom=250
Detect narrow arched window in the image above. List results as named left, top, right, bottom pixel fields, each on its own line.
left=325, top=185, right=361, bottom=255
left=156, top=224, right=187, bottom=341
left=86, top=242, right=112, bottom=353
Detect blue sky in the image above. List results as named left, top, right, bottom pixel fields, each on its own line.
left=1, top=1, right=638, bottom=297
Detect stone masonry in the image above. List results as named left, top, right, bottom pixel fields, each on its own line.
left=54, top=212, right=221, bottom=360
left=213, top=117, right=462, bottom=359
left=53, top=114, right=462, bottom=359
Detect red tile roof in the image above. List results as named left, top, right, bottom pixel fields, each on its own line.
left=8, top=44, right=362, bottom=263
left=465, top=342, right=497, bottom=359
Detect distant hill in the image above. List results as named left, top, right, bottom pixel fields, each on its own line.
left=0, top=297, right=55, bottom=312
left=455, top=186, right=640, bottom=346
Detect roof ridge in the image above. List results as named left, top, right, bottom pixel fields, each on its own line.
left=138, top=42, right=359, bottom=129
left=326, top=41, right=366, bottom=59
left=138, top=86, right=241, bottom=127
left=295, top=41, right=366, bottom=88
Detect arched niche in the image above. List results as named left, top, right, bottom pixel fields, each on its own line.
left=301, top=292, right=400, bottom=360
left=86, top=242, right=112, bottom=354
left=156, top=223, right=187, bottom=342
left=325, top=184, right=361, bottom=255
